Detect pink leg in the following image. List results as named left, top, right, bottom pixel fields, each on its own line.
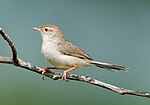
left=62, top=66, right=76, bottom=80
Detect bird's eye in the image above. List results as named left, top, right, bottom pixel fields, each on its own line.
left=45, top=28, right=48, bottom=32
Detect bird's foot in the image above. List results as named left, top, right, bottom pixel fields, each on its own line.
left=62, top=70, right=68, bottom=81
left=38, top=67, right=52, bottom=80
left=62, top=66, right=76, bottom=81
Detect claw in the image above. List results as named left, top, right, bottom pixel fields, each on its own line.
left=62, top=71, right=67, bottom=80
left=41, top=70, right=47, bottom=80
left=38, top=67, right=51, bottom=80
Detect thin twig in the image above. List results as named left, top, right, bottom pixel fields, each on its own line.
left=0, top=28, right=150, bottom=98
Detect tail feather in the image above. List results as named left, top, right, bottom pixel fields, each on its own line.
left=89, top=60, right=127, bottom=72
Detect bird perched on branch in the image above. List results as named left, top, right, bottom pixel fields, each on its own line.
left=33, top=24, right=127, bottom=80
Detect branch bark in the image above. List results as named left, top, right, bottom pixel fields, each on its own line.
left=0, top=27, right=150, bottom=98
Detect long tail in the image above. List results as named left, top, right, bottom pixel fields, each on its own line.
left=89, top=60, right=127, bottom=72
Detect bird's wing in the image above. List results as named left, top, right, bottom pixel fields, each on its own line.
left=57, top=40, right=93, bottom=60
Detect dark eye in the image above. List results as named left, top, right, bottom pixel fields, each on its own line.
left=45, top=28, right=48, bottom=32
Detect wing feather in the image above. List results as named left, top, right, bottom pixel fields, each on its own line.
left=57, top=40, right=93, bottom=60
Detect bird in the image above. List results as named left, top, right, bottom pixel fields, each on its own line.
left=32, top=24, right=127, bottom=80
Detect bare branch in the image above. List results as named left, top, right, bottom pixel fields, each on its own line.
left=0, top=28, right=150, bottom=98
left=0, top=28, right=19, bottom=65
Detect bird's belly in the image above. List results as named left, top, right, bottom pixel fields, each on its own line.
left=43, top=51, right=89, bottom=69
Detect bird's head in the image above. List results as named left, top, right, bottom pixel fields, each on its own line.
left=33, top=24, right=63, bottom=41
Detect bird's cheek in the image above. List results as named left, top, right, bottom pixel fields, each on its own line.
left=49, top=32, right=55, bottom=36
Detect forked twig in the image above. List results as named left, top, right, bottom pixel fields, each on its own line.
left=0, top=28, right=150, bottom=98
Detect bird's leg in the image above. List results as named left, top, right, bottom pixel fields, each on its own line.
left=38, top=67, right=58, bottom=80
left=62, top=66, right=76, bottom=80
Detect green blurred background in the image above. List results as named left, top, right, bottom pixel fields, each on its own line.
left=0, top=0, right=150, bottom=105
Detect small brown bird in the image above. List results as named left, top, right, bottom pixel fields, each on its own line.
left=32, top=24, right=127, bottom=80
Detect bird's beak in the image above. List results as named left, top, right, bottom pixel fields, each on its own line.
left=32, top=27, right=40, bottom=31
